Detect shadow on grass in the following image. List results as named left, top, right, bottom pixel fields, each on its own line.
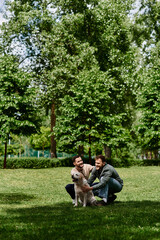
left=0, top=200, right=160, bottom=240
left=0, top=193, right=35, bottom=204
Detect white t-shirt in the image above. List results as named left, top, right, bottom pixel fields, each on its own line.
left=71, top=164, right=94, bottom=180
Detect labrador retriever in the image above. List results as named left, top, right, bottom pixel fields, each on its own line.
left=72, top=172, right=97, bottom=207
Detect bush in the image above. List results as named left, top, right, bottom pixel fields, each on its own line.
left=0, top=156, right=159, bottom=169
left=141, top=159, right=160, bottom=166
left=106, top=158, right=142, bottom=167
left=0, top=157, right=67, bottom=169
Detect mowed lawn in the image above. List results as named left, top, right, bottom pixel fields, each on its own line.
left=0, top=166, right=160, bottom=240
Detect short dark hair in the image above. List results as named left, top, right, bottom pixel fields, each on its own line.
left=72, top=155, right=80, bottom=163
left=95, top=155, right=106, bottom=162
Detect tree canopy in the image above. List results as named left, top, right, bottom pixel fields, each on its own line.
left=0, top=0, right=159, bottom=160
left=0, top=54, right=41, bottom=167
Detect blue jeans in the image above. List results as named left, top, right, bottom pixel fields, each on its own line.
left=92, top=177, right=123, bottom=200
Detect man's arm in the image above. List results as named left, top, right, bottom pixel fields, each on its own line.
left=87, top=167, right=97, bottom=186
left=91, top=168, right=112, bottom=190
left=81, top=167, right=96, bottom=193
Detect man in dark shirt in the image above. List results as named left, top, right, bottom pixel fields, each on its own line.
left=82, top=155, right=123, bottom=206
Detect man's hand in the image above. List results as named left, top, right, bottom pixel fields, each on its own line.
left=81, top=185, right=93, bottom=193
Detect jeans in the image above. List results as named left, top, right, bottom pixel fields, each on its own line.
left=65, top=178, right=123, bottom=200
left=65, top=184, right=75, bottom=199
left=92, top=177, right=123, bottom=200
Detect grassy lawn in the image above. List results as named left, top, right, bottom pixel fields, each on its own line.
left=0, top=166, right=160, bottom=240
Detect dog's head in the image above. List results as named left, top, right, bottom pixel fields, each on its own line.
left=72, top=172, right=83, bottom=182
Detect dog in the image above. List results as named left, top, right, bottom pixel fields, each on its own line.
left=72, top=172, right=97, bottom=207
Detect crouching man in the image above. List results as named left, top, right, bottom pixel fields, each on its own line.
left=65, top=155, right=94, bottom=204
left=82, top=155, right=123, bottom=206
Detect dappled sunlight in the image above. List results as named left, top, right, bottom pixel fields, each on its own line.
left=0, top=200, right=159, bottom=240
left=0, top=167, right=159, bottom=239
left=0, top=193, right=35, bottom=205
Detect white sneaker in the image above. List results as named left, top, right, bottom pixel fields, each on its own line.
left=102, top=198, right=107, bottom=203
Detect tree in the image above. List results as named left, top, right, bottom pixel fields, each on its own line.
left=30, top=126, right=51, bottom=156
left=1, top=0, right=138, bottom=159
left=0, top=0, right=99, bottom=158
left=135, top=67, right=160, bottom=159
left=54, top=67, right=134, bottom=161
left=133, top=0, right=160, bottom=55
left=0, top=54, right=41, bottom=168
left=38, top=31, right=98, bottom=158
left=9, top=133, right=27, bottom=157
left=131, top=0, right=160, bottom=159
left=54, top=0, right=138, bottom=158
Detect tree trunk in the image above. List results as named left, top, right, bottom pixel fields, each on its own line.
left=51, top=102, right=57, bottom=158
left=104, top=145, right=112, bottom=159
left=145, top=150, right=149, bottom=159
left=78, top=145, right=84, bottom=156
left=154, top=149, right=158, bottom=159
left=19, top=138, right=22, bottom=157
left=89, top=134, right=91, bottom=165
left=88, top=121, right=91, bottom=164
left=4, top=141, right=7, bottom=169
left=43, top=146, right=45, bottom=157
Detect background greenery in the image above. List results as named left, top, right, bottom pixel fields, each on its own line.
left=0, top=0, right=159, bottom=163
left=0, top=156, right=160, bottom=169
left=0, top=166, right=159, bottom=240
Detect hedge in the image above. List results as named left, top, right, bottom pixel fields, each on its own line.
left=0, top=157, right=159, bottom=169
left=0, top=157, right=70, bottom=169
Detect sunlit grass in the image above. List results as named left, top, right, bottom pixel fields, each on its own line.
left=0, top=166, right=160, bottom=240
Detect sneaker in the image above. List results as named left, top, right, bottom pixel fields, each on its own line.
left=97, top=200, right=107, bottom=206
left=107, top=194, right=117, bottom=203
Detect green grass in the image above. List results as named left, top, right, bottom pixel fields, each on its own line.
left=0, top=166, right=160, bottom=240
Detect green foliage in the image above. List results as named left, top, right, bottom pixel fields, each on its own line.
left=0, top=156, right=159, bottom=169
left=130, top=1, right=160, bottom=158
left=0, top=54, right=41, bottom=142
left=30, top=126, right=51, bottom=152
left=0, top=157, right=60, bottom=169
left=5, top=144, right=24, bottom=156
left=52, top=0, right=137, bottom=156
left=134, top=0, right=160, bottom=58
left=1, top=0, right=158, bottom=159
left=135, top=68, right=160, bottom=152
left=54, top=67, right=111, bottom=151
left=54, top=66, right=135, bottom=155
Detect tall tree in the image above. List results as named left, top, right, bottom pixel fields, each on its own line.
left=54, top=0, right=138, bottom=157
left=133, top=0, right=160, bottom=62
left=135, top=63, right=160, bottom=159
left=0, top=54, right=40, bottom=167
left=54, top=67, right=133, bottom=161
left=1, top=0, right=138, bottom=159
left=132, top=0, right=160, bottom=158
left=0, top=0, right=99, bottom=157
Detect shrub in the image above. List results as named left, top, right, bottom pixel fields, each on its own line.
left=0, top=157, right=61, bottom=169
left=0, top=157, right=159, bottom=169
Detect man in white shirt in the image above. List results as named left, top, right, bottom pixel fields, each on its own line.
left=65, top=155, right=94, bottom=204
